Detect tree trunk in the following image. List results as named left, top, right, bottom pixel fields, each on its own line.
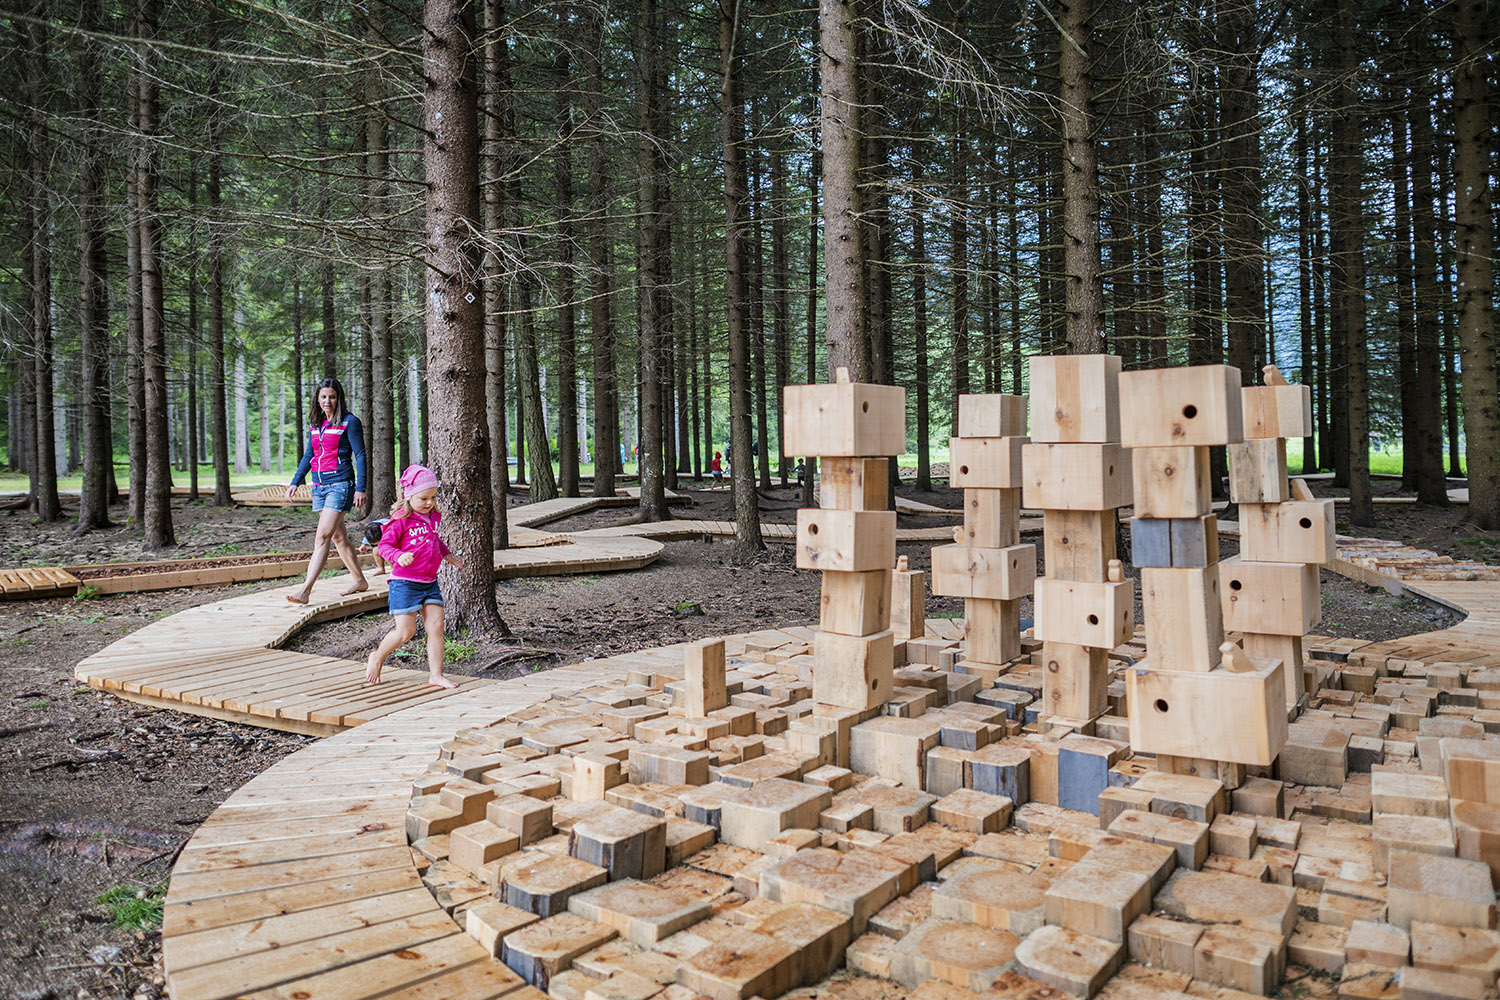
left=802, top=146, right=819, bottom=508
left=1409, top=48, right=1449, bottom=506
left=481, top=0, right=511, bottom=544
left=234, top=349, right=249, bottom=474
left=820, top=0, right=866, bottom=379
left=634, top=0, right=669, bottom=520
left=21, top=10, right=60, bottom=522
left=1334, top=2, right=1372, bottom=527
left=125, top=89, right=145, bottom=525
left=913, top=165, right=931, bottom=492
left=722, top=0, right=763, bottom=559
left=553, top=12, right=579, bottom=498
left=1218, top=0, right=1264, bottom=385
left=76, top=0, right=112, bottom=531
left=951, top=131, right=970, bottom=425
left=1058, top=0, right=1103, bottom=354
left=1295, top=54, right=1317, bottom=473
left=1452, top=0, right=1499, bottom=527
left=137, top=0, right=173, bottom=548
left=1392, top=110, right=1418, bottom=491
left=209, top=150, right=231, bottom=504
left=423, top=0, right=506, bottom=633
left=585, top=6, right=618, bottom=497
left=368, top=98, right=397, bottom=516
left=771, top=141, right=791, bottom=486
left=318, top=107, right=337, bottom=378
left=259, top=369, right=271, bottom=472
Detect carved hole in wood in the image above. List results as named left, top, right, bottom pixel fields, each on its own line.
left=1087, top=614, right=1099, bottom=625
left=862, top=401, right=869, bottom=412
left=808, top=523, right=819, bottom=535
left=1154, top=698, right=1169, bottom=713
left=1164, top=464, right=1176, bottom=477
left=960, top=466, right=970, bottom=475
left=1299, top=517, right=1312, bottom=529
left=1230, top=579, right=1242, bottom=591
left=1183, top=404, right=1198, bottom=419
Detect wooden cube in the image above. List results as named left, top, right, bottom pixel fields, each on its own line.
left=1014, top=924, right=1124, bottom=998
left=500, top=913, right=618, bottom=990
left=1132, top=445, right=1212, bottom=518
left=889, top=916, right=1020, bottom=992
left=718, top=778, right=831, bottom=850
left=566, top=879, right=712, bottom=947
left=964, top=597, right=1021, bottom=665
left=1141, top=567, right=1223, bottom=671
left=1387, top=851, right=1495, bottom=930
left=1241, top=632, right=1307, bottom=706
left=1453, top=799, right=1500, bottom=881
left=818, top=456, right=890, bottom=511
left=1022, top=443, right=1132, bottom=511
left=1220, top=557, right=1320, bottom=635
left=812, top=629, right=893, bottom=711
left=1239, top=499, right=1336, bottom=564
left=498, top=853, right=609, bottom=917
left=818, top=570, right=891, bottom=636
left=889, top=562, right=925, bottom=640
left=932, top=788, right=1013, bottom=834
left=568, top=805, right=667, bottom=881
left=685, top=639, right=728, bottom=716
left=848, top=715, right=943, bottom=789
left=783, top=375, right=905, bottom=458
left=1043, top=509, right=1117, bottom=581
left=451, top=820, right=521, bottom=876
left=1228, top=438, right=1290, bottom=503
left=1118, top=365, right=1244, bottom=448
left=795, top=509, right=896, bottom=572
left=931, top=543, right=1036, bottom=601
left=971, top=743, right=1032, bottom=803
left=678, top=929, right=798, bottom=1000
left=747, top=900, right=854, bottom=985
left=962, top=489, right=1021, bottom=548
left=488, top=794, right=555, bottom=847
left=1128, top=913, right=1202, bottom=973
left=758, top=847, right=901, bottom=936
left=1126, top=660, right=1288, bottom=766
left=572, top=754, right=623, bottom=802
left=1409, top=920, right=1500, bottom=988
left=1242, top=383, right=1313, bottom=439
left=950, top=436, right=1026, bottom=489
left=1440, top=738, right=1500, bottom=805
left=1155, top=868, right=1297, bottom=938
left=1044, top=859, right=1153, bottom=942
left=1130, top=515, right=1220, bottom=569
left=466, top=899, right=540, bottom=957
left=1033, top=578, right=1135, bottom=650
left=1194, top=923, right=1284, bottom=994
left=959, top=393, right=1028, bottom=437
left=1040, top=642, right=1111, bottom=722
left=627, top=745, right=710, bottom=786
left=1028, top=354, right=1122, bottom=444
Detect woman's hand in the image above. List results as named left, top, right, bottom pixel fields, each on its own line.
left=353, top=491, right=367, bottom=510
left=284, top=485, right=296, bottom=501
left=397, top=552, right=415, bottom=567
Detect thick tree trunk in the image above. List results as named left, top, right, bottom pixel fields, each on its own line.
left=209, top=152, right=231, bottom=504
left=820, top=0, right=866, bottom=379
left=76, top=0, right=112, bottom=531
left=1453, top=0, right=1499, bottom=527
left=234, top=350, right=249, bottom=474
left=1295, top=59, right=1317, bottom=473
left=722, top=0, right=763, bottom=559
left=802, top=148, right=819, bottom=509
left=481, top=0, right=511, bottom=544
left=585, top=7, right=618, bottom=497
left=553, top=15, right=579, bottom=498
left=951, top=132, right=970, bottom=424
left=22, top=10, right=60, bottom=522
left=1058, top=0, right=1103, bottom=354
left=1334, top=3, right=1372, bottom=527
left=771, top=143, right=791, bottom=486
left=369, top=102, right=397, bottom=516
left=318, top=109, right=337, bottom=378
left=1409, top=55, right=1449, bottom=506
left=125, top=125, right=145, bottom=524
left=137, top=0, right=173, bottom=548
left=913, top=168, right=931, bottom=492
left=1218, top=0, right=1265, bottom=384
left=423, top=0, right=506, bottom=633
left=634, top=0, right=669, bottom=520
left=1392, top=111, right=1418, bottom=491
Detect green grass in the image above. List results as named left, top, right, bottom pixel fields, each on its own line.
left=95, top=882, right=166, bottom=930
left=73, top=585, right=101, bottom=601
left=25, top=698, right=49, bottom=709
left=445, top=633, right=475, bottom=663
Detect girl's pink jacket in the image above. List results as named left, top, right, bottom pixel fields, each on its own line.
left=377, top=510, right=451, bottom=582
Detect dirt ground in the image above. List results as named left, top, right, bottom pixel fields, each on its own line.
left=0, top=474, right=1482, bottom=999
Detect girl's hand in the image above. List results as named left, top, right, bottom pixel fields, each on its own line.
left=397, top=552, right=415, bottom=567
left=446, top=554, right=465, bottom=569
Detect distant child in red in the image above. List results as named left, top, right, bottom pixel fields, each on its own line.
left=711, top=451, right=723, bottom=485
left=365, top=465, right=465, bottom=688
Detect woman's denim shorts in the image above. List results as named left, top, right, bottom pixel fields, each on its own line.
left=389, top=577, right=444, bottom=616
left=310, top=479, right=354, bottom=512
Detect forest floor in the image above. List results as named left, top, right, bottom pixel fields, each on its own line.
left=0, top=473, right=1485, bottom=999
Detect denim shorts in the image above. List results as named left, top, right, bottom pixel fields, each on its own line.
left=389, top=577, right=444, bottom=616
left=310, top=479, right=354, bottom=512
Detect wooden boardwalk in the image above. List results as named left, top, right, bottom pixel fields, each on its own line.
left=74, top=531, right=662, bottom=736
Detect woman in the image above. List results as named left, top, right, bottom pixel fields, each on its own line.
left=285, top=377, right=370, bottom=604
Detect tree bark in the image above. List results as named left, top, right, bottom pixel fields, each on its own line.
left=1408, top=46, right=1449, bottom=506
left=585, top=6, right=618, bottom=497
left=951, top=130, right=970, bottom=424
left=771, top=139, right=791, bottom=486
left=137, top=0, right=173, bottom=548
left=722, top=0, right=763, bottom=559
left=368, top=71, right=397, bottom=517
left=553, top=10, right=579, bottom=497
left=913, top=164, right=931, bottom=492
left=1333, top=1, right=1373, bottom=527
left=1218, top=0, right=1265, bottom=384
left=209, top=149, right=231, bottom=505
left=1058, top=0, right=1103, bottom=354
left=125, top=62, right=145, bottom=526
left=76, top=0, right=112, bottom=531
left=423, top=0, right=506, bottom=633
left=20, top=8, right=59, bottom=522
left=1452, top=0, right=1499, bottom=527
left=1392, top=110, right=1418, bottom=491
left=481, top=0, right=511, bottom=543
left=634, top=0, right=669, bottom=520
left=820, top=0, right=866, bottom=379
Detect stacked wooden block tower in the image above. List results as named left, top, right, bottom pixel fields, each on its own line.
left=1023, top=356, right=1134, bottom=728
left=1226, top=364, right=1325, bottom=708
left=930, top=393, right=1036, bottom=682
left=1118, top=364, right=1288, bottom=782
left=783, top=367, right=906, bottom=717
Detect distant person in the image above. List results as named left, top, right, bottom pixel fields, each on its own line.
left=286, top=376, right=369, bottom=604
left=360, top=517, right=390, bottom=576
left=795, top=460, right=805, bottom=487
left=724, top=441, right=732, bottom=467
left=365, top=465, right=465, bottom=689
left=711, top=451, right=724, bottom=485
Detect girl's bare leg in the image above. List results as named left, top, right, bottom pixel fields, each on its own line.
left=289, top=508, right=343, bottom=603
left=422, top=603, right=457, bottom=688
left=366, top=614, right=417, bottom=684
left=330, top=515, right=370, bottom=595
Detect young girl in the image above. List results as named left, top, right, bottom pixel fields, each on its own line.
left=365, top=465, right=464, bottom=688
left=358, top=518, right=390, bottom=576
left=711, top=451, right=723, bottom=485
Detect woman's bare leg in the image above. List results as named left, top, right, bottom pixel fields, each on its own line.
left=422, top=603, right=456, bottom=688
left=288, top=508, right=343, bottom=604
left=330, top=515, right=369, bottom=595
left=366, top=614, right=417, bottom=684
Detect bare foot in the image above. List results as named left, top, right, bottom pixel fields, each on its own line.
left=341, top=580, right=369, bottom=597
left=428, top=674, right=459, bottom=690
left=286, top=592, right=310, bottom=605
left=365, top=651, right=384, bottom=685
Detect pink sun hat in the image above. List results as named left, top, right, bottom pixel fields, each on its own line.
left=399, top=465, right=439, bottom=496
